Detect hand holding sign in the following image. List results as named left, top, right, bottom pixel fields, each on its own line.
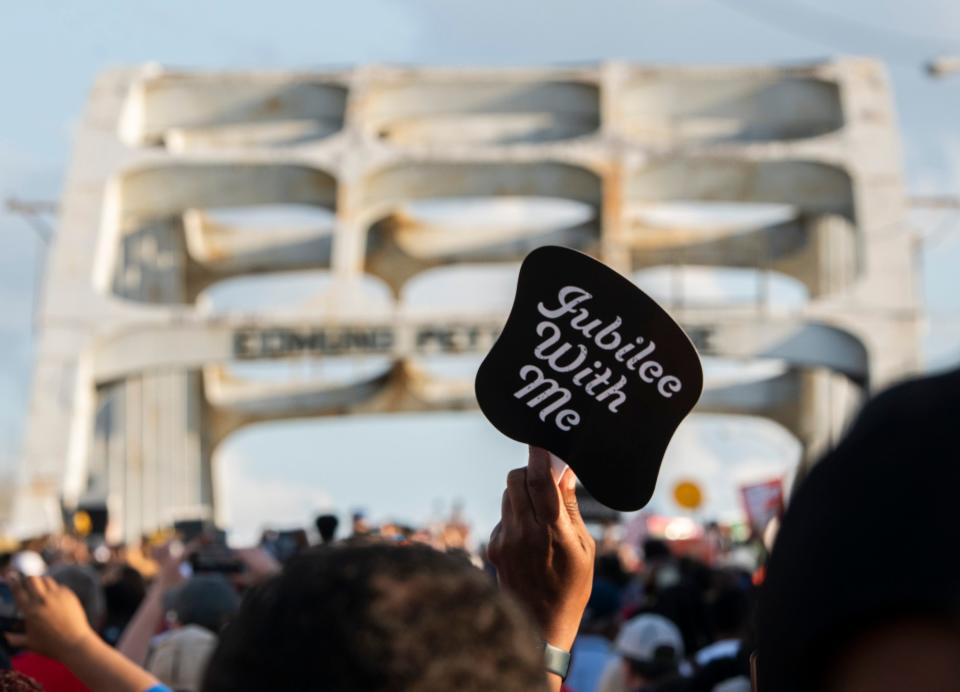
left=488, top=446, right=595, bottom=654
left=476, top=246, right=703, bottom=511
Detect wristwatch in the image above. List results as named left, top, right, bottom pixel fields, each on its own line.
left=543, top=641, right=572, bottom=680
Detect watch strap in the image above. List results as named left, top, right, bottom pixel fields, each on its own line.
left=543, top=641, right=572, bottom=680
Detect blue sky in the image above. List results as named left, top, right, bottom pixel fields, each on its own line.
left=1, top=0, right=959, bottom=542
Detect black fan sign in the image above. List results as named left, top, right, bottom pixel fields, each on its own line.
left=476, top=246, right=703, bottom=511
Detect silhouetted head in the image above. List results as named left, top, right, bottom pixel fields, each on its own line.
left=708, top=586, right=749, bottom=639
left=314, top=514, right=339, bottom=544
left=172, top=575, right=240, bottom=634
left=48, top=564, right=104, bottom=628
left=758, top=368, right=960, bottom=692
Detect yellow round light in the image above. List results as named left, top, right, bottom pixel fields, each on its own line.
left=72, top=510, right=92, bottom=536
left=673, top=480, right=703, bottom=510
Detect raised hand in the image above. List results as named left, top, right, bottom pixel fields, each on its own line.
left=488, top=446, right=595, bottom=651
left=6, top=574, right=161, bottom=692
left=5, top=575, right=94, bottom=659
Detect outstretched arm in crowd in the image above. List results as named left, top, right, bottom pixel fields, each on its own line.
left=5, top=575, right=165, bottom=692
left=117, top=535, right=280, bottom=668
left=117, top=541, right=186, bottom=665
left=488, top=446, right=596, bottom=692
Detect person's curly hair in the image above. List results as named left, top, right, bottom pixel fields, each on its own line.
left=0, top=671, right=43, bottom=691
left=202, top=543, right=547, bottom=692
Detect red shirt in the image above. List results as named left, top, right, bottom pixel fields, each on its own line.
left=13, top=652, right=90, bottom=692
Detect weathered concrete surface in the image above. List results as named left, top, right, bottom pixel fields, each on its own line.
left=10, top=61, right=919, bottom=540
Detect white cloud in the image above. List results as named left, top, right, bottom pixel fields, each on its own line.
left=216, top=448, right=334, bottom=546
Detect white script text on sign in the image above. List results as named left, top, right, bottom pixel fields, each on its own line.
left=513, top=286, right=683, bottom=430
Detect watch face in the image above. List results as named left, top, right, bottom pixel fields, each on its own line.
left=476, top=246, right=703, bottom=511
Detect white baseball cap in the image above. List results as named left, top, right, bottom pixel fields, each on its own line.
left=615, top=613, right=684, bottom=663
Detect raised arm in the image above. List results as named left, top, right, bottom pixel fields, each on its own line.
left=117, top=541, right=187, bottom=665
left=6, top=575, right=164, bottom=692
left=488, top=446, right=596, bottom=691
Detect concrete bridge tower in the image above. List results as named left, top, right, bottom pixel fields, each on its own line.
left=11, top=61, right=919, bottom=541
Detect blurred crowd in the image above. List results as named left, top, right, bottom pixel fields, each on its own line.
left=0, top=507, right=482, bottom=691
left=0, top=502, right=758, bottom=692
left=0, top=366, right=955, bottom=692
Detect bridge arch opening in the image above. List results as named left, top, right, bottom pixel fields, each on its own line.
left=363, top=79, right=600, bottom=146
left=633, top=265, right=810, bottom=312
left=211, top=407, right=801, bottom=545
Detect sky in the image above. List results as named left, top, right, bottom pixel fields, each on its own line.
left=1, top=0, right=959, bottom=543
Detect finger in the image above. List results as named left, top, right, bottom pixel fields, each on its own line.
left=489, top=521, right=502, bottom=547
left=525, top=446, right=562, bottom=525
left=499, top=488, right=515, bottom=528
left=490, top=491, right=511, bottom=568
left=488, top=522, right=503, bottom=566
left=559, top=467, right=584, bottom=527
left=22, top=577, right=44, bottom=604
left=36, top=577, right=58, bottom=601
left=506, top=468, right=535, bottom=527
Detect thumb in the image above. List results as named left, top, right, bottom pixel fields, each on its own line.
left=559, top=468, right=582, bottom=525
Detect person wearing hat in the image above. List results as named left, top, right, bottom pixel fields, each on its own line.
left=598, top=613, right=686, bottom=692
left=136, top=576, right=239, bottom=692
left=167, top=575, right=239, bottom=635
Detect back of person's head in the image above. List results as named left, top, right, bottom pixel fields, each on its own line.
left=47, top=564, right=105, bottom=627
left=643, top=539, right=672, bottom=563
left=585, top=577, right=621, bottom=618
left=147, top=624, right=217, bottom=692
left=201, top=543, right=547, bottom=692
left=616, top=613, right=684, bottom=681
left=708, top=586, right=749, bottom=639
left=104, top=564, right=147, bottom=611
left=0, top=671, right=43, bottom=691
left=757, top=367, right=960, bottom=692
left=595, top=552, right=629, bottom=588
left=314, top=514, right=339, bottom=543
left=172, top=575, right=240, bottom=634
left=102, top=565, right=147, bottom=639
left=581, top=577, right=621, bottom=637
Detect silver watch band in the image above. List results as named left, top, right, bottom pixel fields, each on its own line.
left=543, top=641, right=572, bottom=680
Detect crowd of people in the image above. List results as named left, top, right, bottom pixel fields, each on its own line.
left=0, top=366, right=956, bottom=691
left=0, top=508, right=480, bottom=691
left=0, top=497, right=759, bottom=691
